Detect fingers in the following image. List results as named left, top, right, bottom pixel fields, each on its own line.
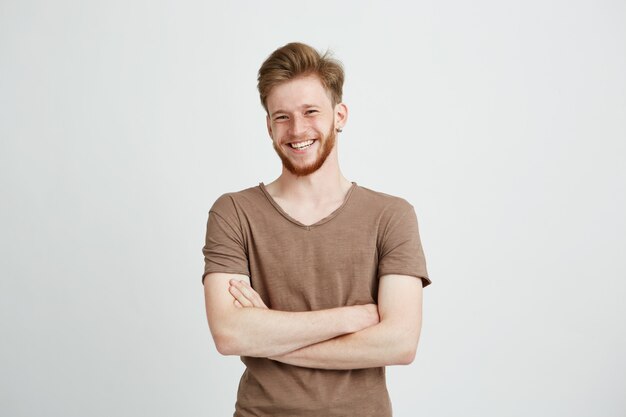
left=229, top=279, right=268, bottom=309
left=229, top=283, right=254, bottom=307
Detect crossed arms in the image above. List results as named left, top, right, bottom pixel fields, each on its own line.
left=203, top=272, right=424, bottom=370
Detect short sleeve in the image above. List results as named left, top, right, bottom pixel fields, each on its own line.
left=201, top=195, right=250, bottom=285
left=377, top=204, right=431, bottom=288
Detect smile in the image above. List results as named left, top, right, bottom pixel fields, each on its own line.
left=288, top=139, right=316, bottom=150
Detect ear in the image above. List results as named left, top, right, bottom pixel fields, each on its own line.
left=266, top=114, right=273, bottom=140
left=334, top=103, right=348, bottom=130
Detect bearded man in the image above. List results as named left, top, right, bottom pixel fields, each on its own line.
left=202, top=42, right=431, bottom=417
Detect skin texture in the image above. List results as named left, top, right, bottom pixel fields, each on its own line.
left=204, top=273, right=380, bottom=358
left=228, top=275, right=424, bottom=370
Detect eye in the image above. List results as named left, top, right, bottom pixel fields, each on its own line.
left=274, top=115, right=288, bottom=121
left=305, top=109, right=319, bottom=115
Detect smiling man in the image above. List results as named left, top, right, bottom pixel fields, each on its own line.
left=202, top=42, right=431, bottom=417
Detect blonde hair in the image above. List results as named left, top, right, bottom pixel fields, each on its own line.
left=257, top=42, right=344, bottom=113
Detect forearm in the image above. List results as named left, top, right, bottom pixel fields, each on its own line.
left=269, top=319, right=419, bottom=370
left=211, top=305, right=375, bottom=358
left=206, top=274, right=378, bottom=358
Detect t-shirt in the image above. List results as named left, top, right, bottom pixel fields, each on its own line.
left=202, top=181, right=430, bottom=417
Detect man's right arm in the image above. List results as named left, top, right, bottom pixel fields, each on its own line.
left=204, top=272, right=379, bottom=358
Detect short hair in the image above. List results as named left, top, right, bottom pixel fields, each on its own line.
left=257, top=42, right=345, bottom=113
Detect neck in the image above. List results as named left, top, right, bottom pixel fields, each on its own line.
left=269, top=148, right=352, bottom=203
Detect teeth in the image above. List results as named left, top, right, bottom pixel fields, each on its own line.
left=289, top=140, right=314, bottom=149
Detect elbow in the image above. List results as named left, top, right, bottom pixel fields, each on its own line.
left=208, top=312, right=247, bottom=356
left=393, top=335, right=420, bottom=365
left=397, top=344, right=417, bottom=365
left=214, top=337, right=234, bottom=356
left=212, top=330, right=241, bottom=356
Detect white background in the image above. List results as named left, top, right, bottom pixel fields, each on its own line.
left=1, top=1, right=625, bottom=416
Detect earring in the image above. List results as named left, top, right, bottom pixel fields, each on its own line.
left=336, top=127, right=343, bottom=133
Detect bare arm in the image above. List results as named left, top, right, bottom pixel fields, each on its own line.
left=204, top=272, right=379, bottom=358
left=230, top=274, right=424, bottom=369
left=270, top=274, right=423, bottom=369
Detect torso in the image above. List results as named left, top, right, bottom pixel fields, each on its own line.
left=204, top=182, right=429, bottom=417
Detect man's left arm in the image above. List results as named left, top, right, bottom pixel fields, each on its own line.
left=270, top=274, right=423, bottom=369
left=232, top=273, right=424, bottom=370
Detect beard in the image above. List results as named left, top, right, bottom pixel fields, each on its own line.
left=272, top=124, right=337, bottom=177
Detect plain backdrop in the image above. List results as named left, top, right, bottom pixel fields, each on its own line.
left=1, top=1, right=625, bottom=416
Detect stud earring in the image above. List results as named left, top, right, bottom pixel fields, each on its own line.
left=336, top=127, right=343, bottom=133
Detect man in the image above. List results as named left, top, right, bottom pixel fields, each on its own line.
left=202, top=42, right=431, bottom=417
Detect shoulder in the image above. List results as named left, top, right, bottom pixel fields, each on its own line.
left=351, top=185, right=421, bottom=237
left=209, top=184, right=266, bottom=216
left=353, top=184, right=415, bottom=215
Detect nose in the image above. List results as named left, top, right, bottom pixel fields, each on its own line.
left=288, top=114, right=308, bottom=138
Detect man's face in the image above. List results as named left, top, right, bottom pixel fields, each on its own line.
left=265, top=75, right=340, bottom=177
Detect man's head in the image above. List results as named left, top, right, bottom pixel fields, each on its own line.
left=258, top=43, right=348, bottom=177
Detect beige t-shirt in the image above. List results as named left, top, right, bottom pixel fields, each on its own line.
left=202, top=181, right=430, bottom=417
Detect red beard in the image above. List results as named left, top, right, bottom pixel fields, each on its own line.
left=272, top=124, right=337, bottom=177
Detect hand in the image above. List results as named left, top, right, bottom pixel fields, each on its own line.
left=229, top=279, right=268, bottom=309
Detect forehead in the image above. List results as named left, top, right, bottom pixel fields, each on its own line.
left=266, top=74, right=333, bottom=114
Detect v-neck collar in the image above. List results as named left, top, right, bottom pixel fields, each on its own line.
left=258, top=181, right=358, bottom=230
